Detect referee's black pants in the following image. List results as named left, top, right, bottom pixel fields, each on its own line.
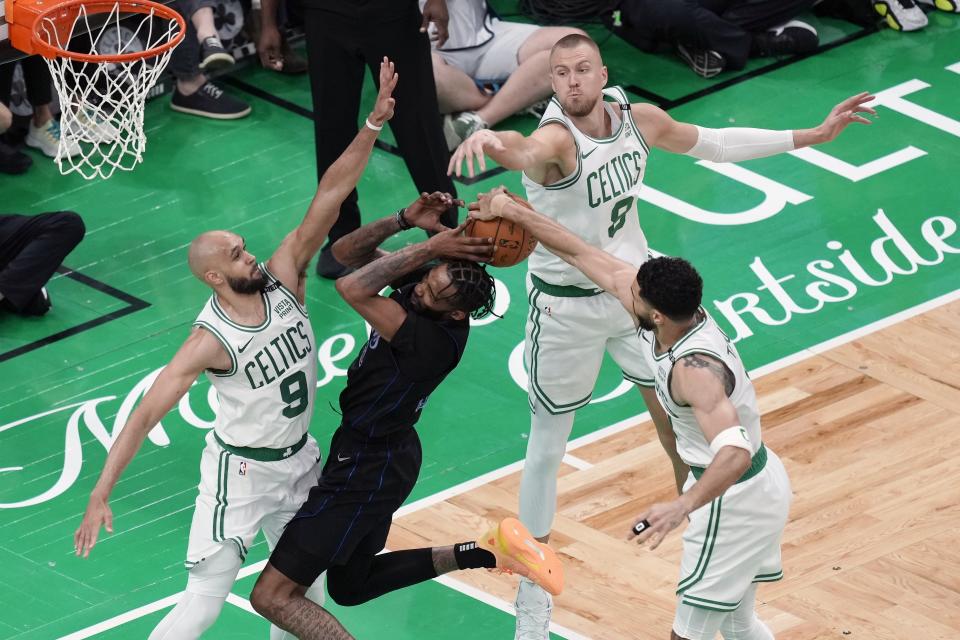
left=302, top=2, right=457, bottom=244
left=619, top=0, right=816, bottom=69
left=0, top=211, right=85, bottom=314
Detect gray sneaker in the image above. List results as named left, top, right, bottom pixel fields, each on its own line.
left=514, top=578, right=552, bottom=640
left=916, top=0, right=960, bottom=11
left=873, top=0, right=929, bottom=30
left=443, top=111, right=488, bottom=151
left=171, top=82, right=251, bottom=120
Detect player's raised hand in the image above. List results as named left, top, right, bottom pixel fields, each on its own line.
left=369, top=57, right=398, bottom=126
left=816, top=91, right=876, bottom=142
left=74, top=494, right=113, bottom=558
left=627, top=499, right=689, bottom=550
left=426, top=221, right=494, bottom=261
left=448, top=130, right=505, bottom=178
left=404, top=192, right=461, bottom=233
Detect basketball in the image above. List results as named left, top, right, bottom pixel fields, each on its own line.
left=467, top=193, right=538, bottom=267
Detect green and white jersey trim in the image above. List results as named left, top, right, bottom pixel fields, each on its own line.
left=193, top=266, right=318, bottom=449
left=521, top=86, right=650, bottom=290
left=649, top=309, right=763, bottom=468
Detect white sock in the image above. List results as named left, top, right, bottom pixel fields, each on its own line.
left=149, top=548, right=241, bottom=640
left=518, top=402, right=576, bottom=538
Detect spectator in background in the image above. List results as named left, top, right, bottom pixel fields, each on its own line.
left=427, top=0, right=586, bottom=150
left=0, top=211, right=85, bottom=316
left=615, top=0, right=820, bottom=78
left=258, top=0, right=459, bottom=279
left=169, top=0, right=251, bottom=119
left=0, top=56, right=81, bottom=160
left=0, top=101, right=31, bottom=175
left=247, top=0, right=308, bottom=74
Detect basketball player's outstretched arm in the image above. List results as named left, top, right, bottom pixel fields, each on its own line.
left=629, top=355, right=751, bottom=550
left=448, top=123, right=573, bottom=183
left=267, top=58, right=398, bottom=292
left=73, top=329, right=230, bottom=557
left=632, top=92, right=876, bottom=159
left=335, top=224, right=492, bottom=341
left=471, top=188, right=638, bottom=309
left=331, top=192, right=461, bottom=269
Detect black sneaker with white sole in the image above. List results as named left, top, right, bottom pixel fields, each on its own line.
left=752, top=20, right=819, bottom=57
left=199, top=36, right=235, bottom=72
left=171, top=82, right=251, bottom=120
left=676, top=44, right=726, bottom=78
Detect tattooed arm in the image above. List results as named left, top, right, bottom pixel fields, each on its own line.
left=334, top=222, right=493, bottom=341
left=331, top=192, right=459, bottom=269
left=628, top=352, right=749, bottom=549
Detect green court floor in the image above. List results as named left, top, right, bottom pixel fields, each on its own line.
left=1, top=7, right=959, bottom=639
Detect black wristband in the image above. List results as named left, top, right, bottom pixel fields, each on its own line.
left=396, top=207, right=412, bottom=230
left=631, top=519, right=651, bottom=536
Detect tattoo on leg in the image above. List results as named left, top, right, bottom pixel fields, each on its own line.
left=681, top=353, right=735, bottom=396
left=274, top=596, right=355, bottom=640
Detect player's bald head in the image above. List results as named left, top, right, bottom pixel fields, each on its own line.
left=550, top=33, right=602, bottom=65
left=188, top=230, right=236, bottom=281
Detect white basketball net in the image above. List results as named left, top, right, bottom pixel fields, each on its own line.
left=35, top=4, right=182, bottom=179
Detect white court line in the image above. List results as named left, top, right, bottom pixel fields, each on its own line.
left=0, top=466, right=24, bottom=472
left=562, top=454, right=593, bottom=470
left=947, top=61, right=960, bottom=74
left=57, top=287, right=960, bottom=639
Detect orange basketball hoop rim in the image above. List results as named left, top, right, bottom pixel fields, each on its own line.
left=5, top=0, right=185, bottom=61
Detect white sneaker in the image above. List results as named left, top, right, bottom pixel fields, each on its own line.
left=26, top=118, right=83, bottom=158
left=515, top=578, right=552, bottom=640
left=443, top=111, right=488, bottom=151
left=75, top=109, right=120, bottom=144
left=873, top=0, right=929, bottom=31
left=916, top=0, right=960, bottom=12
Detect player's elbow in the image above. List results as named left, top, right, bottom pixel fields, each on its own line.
left=334, top=275, right=363, bottom=303
left=722, top=446, right=752, bottom=475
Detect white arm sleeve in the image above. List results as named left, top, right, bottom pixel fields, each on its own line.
left=685, top=126, right=795, bottom=163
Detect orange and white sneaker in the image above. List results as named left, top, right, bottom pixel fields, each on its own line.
left=479, top=517, right=564, bottom=596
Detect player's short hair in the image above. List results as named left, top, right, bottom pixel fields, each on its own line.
left=636, top=257, right=703, bottom=320
left=550, top=33, right=601, bottom=60
left=443, top=261, right=496, bottom=320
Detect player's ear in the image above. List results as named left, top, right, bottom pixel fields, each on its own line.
left=205, top=270, right=224, bottom=287
left=447, top=309, right=467, bottom=322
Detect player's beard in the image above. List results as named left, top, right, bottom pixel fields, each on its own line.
left=227, top=270, right=267, bottom=295
left=636, top=313, right=656, bottom=332
left=562, top=93, right=599, bottom=117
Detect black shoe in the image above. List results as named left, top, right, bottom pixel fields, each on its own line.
left=676, top=44, right=726, bottom=78
left=0, top=140, right=32, bottom=174
left=279, top=39, right=308, bottom=75
left=316, top=245, right=354, bottom=280
left=2, top=287, right=51, bottom=316
left=171, top=82, right=251, bottom=120
left=752, top=20, right=819, bottom=57
left=199, top=36, right=235, bottom=72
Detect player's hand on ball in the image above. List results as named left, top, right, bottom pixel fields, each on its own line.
left=469, top=186, right=510, bottom=221
left=369, top=57, right=398, bottom=126
left=628, top=499, right=690, bottom=550
left=448, top=130, right=505, bottom=178
left=74, top=494, right=114, bottom=558
left=405, top=192, right=461, bottom=233
left=427, top=221, right=494, bottom=262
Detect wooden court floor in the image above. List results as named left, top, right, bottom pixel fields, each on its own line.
left=388, top=300, right=960, bottom=640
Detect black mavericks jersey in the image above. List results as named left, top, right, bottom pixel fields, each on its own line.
left=338, top=281, right=469, bottom=439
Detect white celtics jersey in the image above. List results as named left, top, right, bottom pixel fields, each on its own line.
left=647, top=309, right=762, bottom=468
left=193, top=263, right=317, bottom=449
left=521, top=86, right=650, bottom=288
